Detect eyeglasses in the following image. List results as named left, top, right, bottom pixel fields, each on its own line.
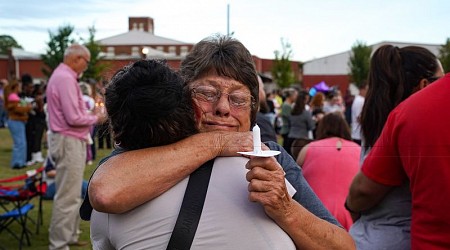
left=191, top=86, right=255, bottom=109
left=80, top=56, right=90, bottom=64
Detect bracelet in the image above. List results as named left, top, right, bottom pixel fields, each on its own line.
left=344, top=200, right=359, bottom=214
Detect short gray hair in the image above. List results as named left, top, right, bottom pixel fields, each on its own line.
left=64, top=44, right=90, bottom=57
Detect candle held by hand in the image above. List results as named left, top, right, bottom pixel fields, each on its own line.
left=237, top=123, right=280, bottom=157
left=253, top=124, right=262, bottom=153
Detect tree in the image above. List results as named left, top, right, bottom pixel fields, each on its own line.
left=439, top=38, right=450, bottom=73
left=271, top=38, right=295, bottom=88
left=0, top=35, right=23, bottom=55
left=41, top=25, right=76, bottom=77
left=80, top=26, right=108, bottom=82
left=348, top=40, right=371, bottom=88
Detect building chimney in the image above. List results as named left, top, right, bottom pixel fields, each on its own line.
left=128, top=17, right=154, bottom=34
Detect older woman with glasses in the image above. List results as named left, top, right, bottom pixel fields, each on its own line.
left=85, top=35, right=355, bottom=249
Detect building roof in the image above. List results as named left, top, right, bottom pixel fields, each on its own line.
left=12, top=48, right=41, bottom=60
left=303, top=41, right=442, bottom=75
left=98, top=30, right=190, bottom=46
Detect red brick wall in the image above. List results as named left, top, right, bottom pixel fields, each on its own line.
left=253, top=57, right=303, bottom=83
left=129, top=17, right=154, bottom=33
left=99, top=59, right=183, bottom=81
left=17, top=60, right=47, bottom=79
left=2, top=59, right=47, bottom=80
left=0, top=60, right=8, bottom=79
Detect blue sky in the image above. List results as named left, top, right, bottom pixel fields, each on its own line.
left=0, top=0, right=449, bottom=61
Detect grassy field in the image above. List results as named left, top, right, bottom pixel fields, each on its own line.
left=0, top=127, right=113, bottom=249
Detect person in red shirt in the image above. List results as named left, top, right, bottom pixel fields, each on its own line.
left=347, top=73, right=450, bottom=249
left=346, top=45, right=445, bottom=250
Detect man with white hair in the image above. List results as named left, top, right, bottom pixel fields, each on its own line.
left=46, top=44, right=105, bottom=250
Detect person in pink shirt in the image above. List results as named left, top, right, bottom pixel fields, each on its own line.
left=297, top=112, right=360, bottom=230
left=45, top=44, right=105, bottom=249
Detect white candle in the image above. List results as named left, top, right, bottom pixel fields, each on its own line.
left=237, top=123, right=280, bottom=157
left=253, top=124, right=262, bottom=153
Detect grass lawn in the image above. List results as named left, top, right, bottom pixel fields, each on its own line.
left=0, top=127, right=113, bottom=249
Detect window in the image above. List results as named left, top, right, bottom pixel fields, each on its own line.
left=107, top=47, right=115, bottom=56
left=131, top=46, right=139, bottom=56
left=180, top=46, right=189, bottom=56
left=168, top=46, right=176, bottom=56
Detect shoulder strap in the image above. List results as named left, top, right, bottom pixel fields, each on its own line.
left=166, top=159, right=214, bottom=250
left=80, top=148, right=127, bottom=221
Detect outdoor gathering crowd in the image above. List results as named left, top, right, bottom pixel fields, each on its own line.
left=1, top=34, right=450, bottom=250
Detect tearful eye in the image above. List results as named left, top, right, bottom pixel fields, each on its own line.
left=202, top=90, right=218, bottom=99
left=191, top=86, right=253, bottom=109
left=229, top=94, right=250, bottom=106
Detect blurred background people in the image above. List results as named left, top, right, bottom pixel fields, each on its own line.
left=309, top=92, right=325, bottom=138
left=95, top=80, right=111, bottom=150
left=350, top=81, right=367, bottom=145
left=343, top=88, right=354, bottom=126
left=3, top=80, right=32, bottom=169
left=255, top=75, right=277, bottom=142
left=296, top=112, right=360, bottom=230
left=80, top=82, right=96, bottom=165
left=279, top=88, right=297, bottom=155
left=43, top=157, right=88, bottom=200
left=323, top=89, right=345, bottom=114
left=288, top=89, right=315, bottom=159
left=0, top=79, right=8, bottom=128
left=21, top=73, right=46, bottom=166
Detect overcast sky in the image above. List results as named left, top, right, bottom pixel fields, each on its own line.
left=1, top=0, right=449, bottom=61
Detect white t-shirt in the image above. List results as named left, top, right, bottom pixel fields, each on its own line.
left=351, top=95, right=365, bottom=140
left=91, top=157, right=296, bottom=250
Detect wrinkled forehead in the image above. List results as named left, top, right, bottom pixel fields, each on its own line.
left=188, top=75, right=251, bottom=93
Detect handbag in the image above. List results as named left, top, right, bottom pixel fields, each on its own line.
left=166, top=159, right=214, bottom=250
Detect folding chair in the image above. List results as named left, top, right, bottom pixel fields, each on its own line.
left=0, top=166, right=46, bottom=235
left=0, top=199, right=34, bottom=250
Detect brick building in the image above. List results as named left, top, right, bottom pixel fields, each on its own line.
left=0, top=16, right=302, bottom=88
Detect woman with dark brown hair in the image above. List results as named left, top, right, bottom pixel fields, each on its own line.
left=296, top=111, right=360, bottom=230
left=346, top=45, right=444, bottom=249
left=287, top=89, right=315, bottom=158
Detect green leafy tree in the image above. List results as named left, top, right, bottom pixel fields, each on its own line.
left=439, top=38, right=450, bottom=73
left=271, top=38, right=295, bottom=88
left=41, top=25, right=76, bottom=77
left=0, top=35, right=23, bottom=54
left=80, top=26, right=108, bottom=82
left=348, top=40, right=371, bottom=88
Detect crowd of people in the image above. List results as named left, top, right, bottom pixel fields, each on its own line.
left=1, top=47, right=112, bottom=248
left=1, top=75, right=112, bottom=169
left=2, top=34, right=449, bottom=249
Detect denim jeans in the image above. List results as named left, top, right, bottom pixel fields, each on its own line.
left=7, top=119, right=27, bottom=168
left=0, top=104, right=6, bottom=127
